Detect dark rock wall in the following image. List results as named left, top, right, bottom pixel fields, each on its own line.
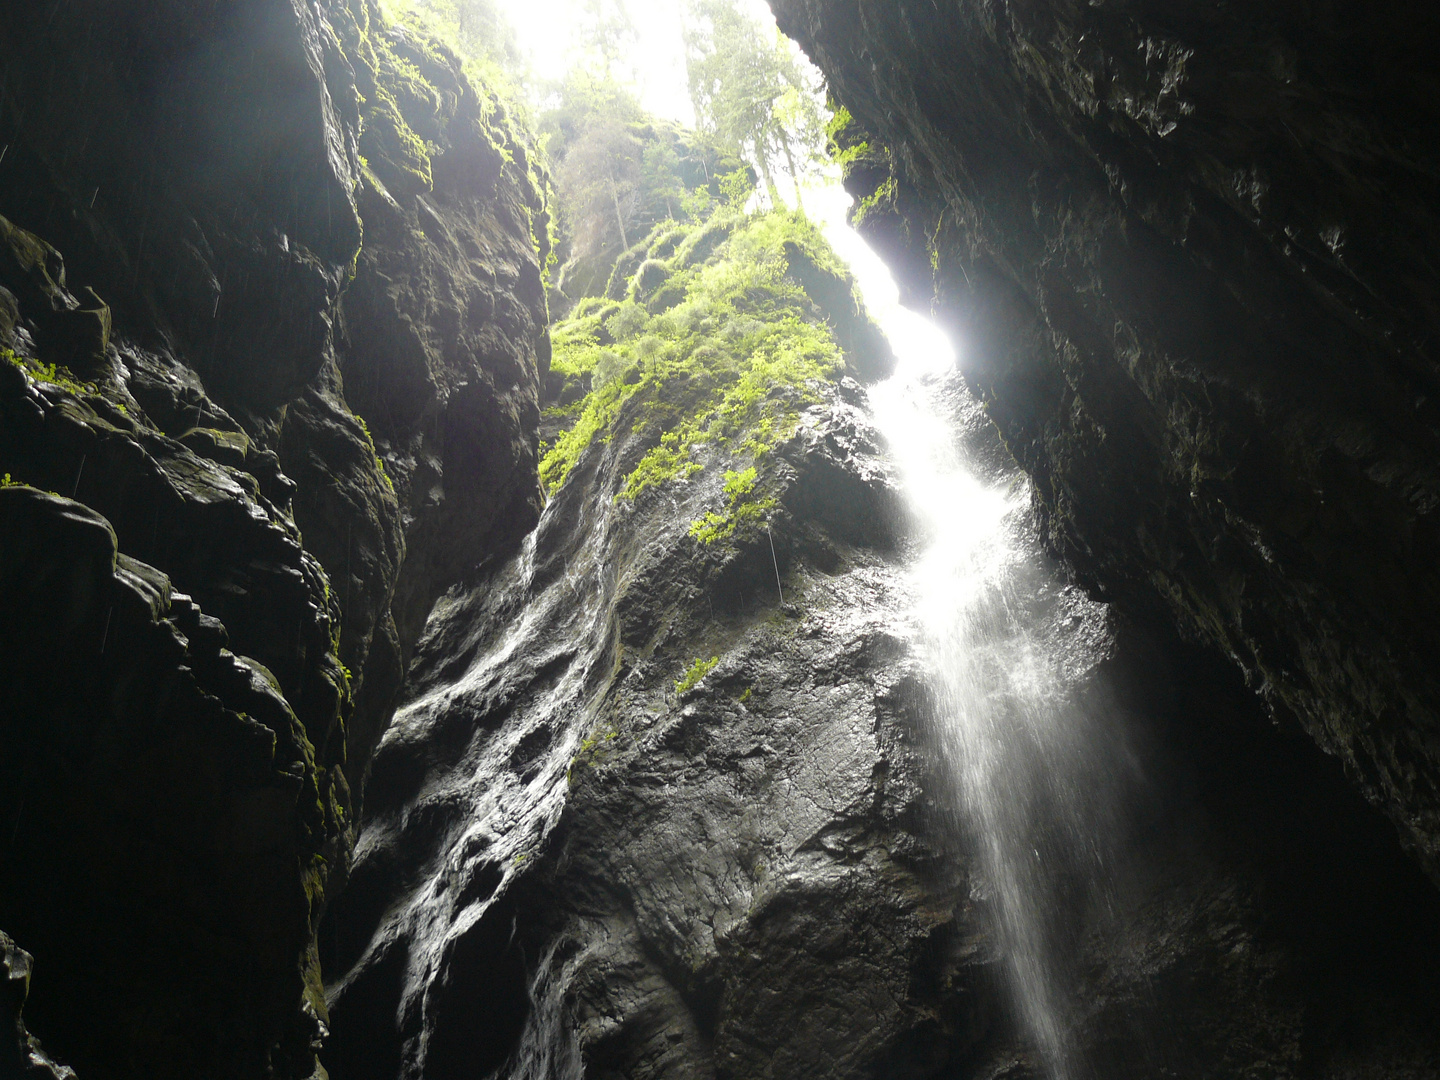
left=0, top=1, right=548, bottom=1076
left=321, top=352, right=1440, bottom=1078
left=769, top=0, right=1440, bottom=885
left=3, top=931, right=72, bottom=1079
left=0, top=486, right=340, bottom=1077
left=6, top=0, right=1440, bottom=1074
left=322, top=374, right=964, bottom=1079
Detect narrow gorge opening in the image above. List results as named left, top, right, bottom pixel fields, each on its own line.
left=4, top=1, right=1440, bottom=1079
left=319, top=4, right=1440, bottom=1076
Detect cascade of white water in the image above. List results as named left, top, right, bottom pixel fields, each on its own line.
left=870, top=362, right=1094, bottom=1077
left=818, top=198, right=1132, bottom=1078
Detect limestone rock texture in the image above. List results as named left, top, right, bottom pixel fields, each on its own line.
left=0, top=1, right=548, bottom=1076
left=322, top=353, right=1440, bottom=1078
left=768, top=0, right=1440, bottom=885
left=322, top=368, right=952, bottom=1079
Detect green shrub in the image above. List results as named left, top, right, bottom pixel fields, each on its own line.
left=675, top=655, right=720, bottom=695
left=538, top=209, right=850, bottom=518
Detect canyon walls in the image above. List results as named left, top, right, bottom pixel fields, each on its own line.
left=768, top=0, right=1440, bottom=886
left=319, top=213, right=1440, bottom=1078
left=5, top=0, right=1440, bottom=1075
left=0, top=1, right=548, bottom=1075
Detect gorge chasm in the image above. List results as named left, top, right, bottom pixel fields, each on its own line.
left=3, top=2, right=1440, bottom=1079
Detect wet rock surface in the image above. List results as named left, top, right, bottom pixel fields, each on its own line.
left=322, top=376, right=964, bottom=1078
left=768, top=0, right=1440, bottom=887
left=0, top=486, right=338, bottom=1077
left=4, top=0, right=1440, bottom=1074
left=0, top=1, right=548, bottom=1075
left=324, top=363, right=1440, bottom=1077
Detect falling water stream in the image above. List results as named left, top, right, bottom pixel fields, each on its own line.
left=391, top=191, right=1138, bottom=1079
left=821, top=201, right=1133, bottom=1078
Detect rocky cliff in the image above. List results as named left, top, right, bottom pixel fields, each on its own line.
left=769, top=0, right=1440, bottom=888
left=0, top=1, right=548, bottom=1075
left=321, top=213, right=1440, bottom=1078
left=7, top=0, right=1440, bottom=1075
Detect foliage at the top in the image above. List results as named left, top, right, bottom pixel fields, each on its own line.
left=342, top=0, right=547, bottom=216
left=540, top=208, right=874, bottom=546
left=535, top=0, right=832, bottom=309
left=395, top=0, right=639, bottom=84
left=378, top=0, right=525, bottom=89
left=684, top=0, right=828, bottom=213
left=539, top=74, right=750, bottom=304
left=370, top=0, right=835, bottom=311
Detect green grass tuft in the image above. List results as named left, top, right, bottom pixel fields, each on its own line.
left=675, top=655, right=720, bottom=695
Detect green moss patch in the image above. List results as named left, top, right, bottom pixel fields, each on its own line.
left=540, top=210, right=873, bottom=545
left=333, top=0, right=549, bottom=245
left=5, top=348, right=95, bottom=397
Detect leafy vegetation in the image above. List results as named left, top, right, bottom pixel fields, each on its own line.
left=539, top=209, right=863, bottom=545
left=675, top=655, right=720, bottom=694
left=825, top=104, right=898, bottom=229
left=371, top=0, right=832, bottom=312
left=684, top=0, right=828, bottom=213
left=539, top=72, right=751, bottom=304
left=689, top=466, right=775, bottom=544
left=568, top=725, right=620, bottom=786
left=364, top=1, right=875, bottom=548
left=379, top=0, right=525, bottom=81
left=334, top=0, right=549, bottom=253
left=4, top=348, right=94, bottom=397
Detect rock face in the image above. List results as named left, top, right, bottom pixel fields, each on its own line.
left=769, top=0, right=1440, bottom=886
left=7, top=0, right=1440, bottom=1074
left=3, top=931, right=73, bottom=1079
left=0, top=485, right=341, bottom=1077
left=323, top=368, right=1440, bottom=1078
left=0, top=1, right=548, bottom=1075
left=323, top=226, right=1440, bottom=1076
left=323, top=372, right=952, bottom=1079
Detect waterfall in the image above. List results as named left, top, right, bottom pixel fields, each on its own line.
left=820, top=202, right=1138, bottom=1078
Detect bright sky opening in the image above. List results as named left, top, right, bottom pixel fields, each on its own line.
left=493, top=0, right=958, bottom=368
left=496, top=0, right=779, bottom=125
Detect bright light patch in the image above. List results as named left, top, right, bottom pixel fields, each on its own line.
left=808, top=183, right=959, bottom=377
left=492, top=0, right=961, bottom=370
left=494, top=0, right=785, bottom=124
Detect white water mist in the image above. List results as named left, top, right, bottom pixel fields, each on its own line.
left=820, top=199, right=1133, bottom=1078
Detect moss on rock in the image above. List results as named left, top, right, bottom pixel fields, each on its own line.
left=540, top=210, right=890, bottom=547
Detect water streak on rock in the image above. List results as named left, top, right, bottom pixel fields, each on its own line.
left=866, top=246, right=1130, bottom=1079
